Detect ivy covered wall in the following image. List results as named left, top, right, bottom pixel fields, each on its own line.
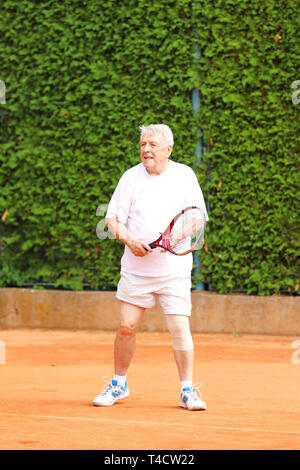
left=0, top=0, right=298, bottom=294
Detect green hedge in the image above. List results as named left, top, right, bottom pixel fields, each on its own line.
left=0, top=0, right=298, bottom=295
left=193, top=0, right=299, bottom=294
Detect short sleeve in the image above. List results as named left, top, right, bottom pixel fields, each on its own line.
left=184, top=168, right=209, bottom=221
left=105, top=171, right=133, bottom=225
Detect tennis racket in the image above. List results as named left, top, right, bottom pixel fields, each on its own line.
left=148, top=206, right=206, bottom=256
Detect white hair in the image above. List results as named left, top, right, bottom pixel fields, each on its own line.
left=139, top=124, right=174, bottom=147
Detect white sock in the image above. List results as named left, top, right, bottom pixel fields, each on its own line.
left=113, top=374, right=127, bottom=387
left=181, top=380, right=193, bottom=390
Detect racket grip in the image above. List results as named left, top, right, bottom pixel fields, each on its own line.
left=148, top=241, right=156, bottom=249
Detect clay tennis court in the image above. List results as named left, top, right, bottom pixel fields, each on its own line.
left=0, top=328, right=299, bottom=450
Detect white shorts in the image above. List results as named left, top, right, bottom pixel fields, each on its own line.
left=116, top=271, right=192, bottom=316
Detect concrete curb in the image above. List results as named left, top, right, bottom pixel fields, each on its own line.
left=0, top=288, right=299, bottom=335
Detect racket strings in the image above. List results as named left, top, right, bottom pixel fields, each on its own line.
left=169, top=211, right=204, bottom=253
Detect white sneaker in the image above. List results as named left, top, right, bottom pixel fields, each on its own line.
left=180, top=383, right=207, bottom=410
left=93, top=377, right=130, bottom=407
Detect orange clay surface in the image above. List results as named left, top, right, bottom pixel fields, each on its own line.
left=0, top=328, right=299, bottom=450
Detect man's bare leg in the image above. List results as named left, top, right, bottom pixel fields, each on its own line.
left=173, top=348, right=194, bottom=382
left=114, top=301, right=145, bottom=376
left=93, top=301, right=144, bottom=407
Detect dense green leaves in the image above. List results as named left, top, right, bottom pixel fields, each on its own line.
left=193, top=0, right=299, bottom=295
left=0, top=0, right=298, bottom=294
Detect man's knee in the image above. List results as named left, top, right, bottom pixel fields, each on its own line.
left=118, top=323, right=138, bottom=338
left=165, top=314, right=194, bottom=351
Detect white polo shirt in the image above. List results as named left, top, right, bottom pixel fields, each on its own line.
left=106, top=160, right=208, bottom=277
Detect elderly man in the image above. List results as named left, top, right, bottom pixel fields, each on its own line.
left=93, top=124, right=208, bottom=410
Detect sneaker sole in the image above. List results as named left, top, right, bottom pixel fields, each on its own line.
left=180, top=402, right=207, bottom=411
left=93, top=390, right=130, bottom=407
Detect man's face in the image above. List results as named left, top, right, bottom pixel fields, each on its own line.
left=140, top=133, right=172, bottom=175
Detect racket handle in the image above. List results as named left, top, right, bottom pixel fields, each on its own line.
left=148, top=241, right=156, bottom=249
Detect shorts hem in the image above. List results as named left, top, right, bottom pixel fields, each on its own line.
left=163, top=311, right=191, bottom=317
left=116, top=294, right=191, bottom=316
left=116, top=293, right=154, bottom=310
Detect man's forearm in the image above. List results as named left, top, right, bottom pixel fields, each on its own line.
left=105, top=217, right=151, bottom=257
left=105, top=218, right=133, bottom=246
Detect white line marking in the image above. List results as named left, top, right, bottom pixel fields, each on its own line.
left=1, top=413, right=300, bottom=436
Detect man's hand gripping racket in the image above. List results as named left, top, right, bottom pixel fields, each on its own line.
left=148, top=206, right=206, bottom=256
